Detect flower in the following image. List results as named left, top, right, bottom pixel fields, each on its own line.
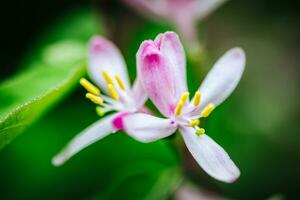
left=123, top=0, right=226, bottom=51
left=52, top=36, right=148, bottom=166
left=123, top=31, right=245, bottom=183
left=175, top=183, right=226, bottom=200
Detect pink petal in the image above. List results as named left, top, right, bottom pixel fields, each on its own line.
left=88, top=36, right=130, bottom=93
left=137, top=40, right=178, bottom=117
left=180, top=126, right=240, bottom=183
left=52, top=114, right=115, bottom=166
left=123, top=0, right=225, bottom=50
left=154, top=31, right=188, bottom=99
left=192, top=0, right=226, bottom=21
left=123, top=113, right=178, bottom=143
left=172, top=14, right=199, bottom=51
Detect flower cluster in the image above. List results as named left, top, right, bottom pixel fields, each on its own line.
left=53, top=31, right=245, bottom=183
left=123, top=0, right=226, bottom=51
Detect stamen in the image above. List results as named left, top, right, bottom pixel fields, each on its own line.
left=102, top=70, right=114, bottom=84
left=193, top=91, right=201, bottom=106
left=201, top=103, right=215, bottom=117
left=175, top=92, right=189, bottom=116
left=175, top=100, right=184, bottom=115
left=189, top=119, right=200, bottom=127
left=108, top=84, right=119, bottom=100
left=86, top=93, right=103, bottom=104
left=196, top=128, right=205, bottom=136
left=115, top=75, right=126, bottom=91
left=175, top=92, right=190, bottom=116
left=80, top=78, right=100, bottom=95
left=181, top=92, right=190, bottom=103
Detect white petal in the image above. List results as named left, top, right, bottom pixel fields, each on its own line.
left=180, top=127, right=240, bottom=183
left=88, top=36, right=130, bottom=93
left=175, top=183, right=224, bottom=200
left=197, top=47, right=245, bottom=109
left=52, top=114, right=115, bottom=166
left=131, top=77, right=148, bottom=109
left=123, top=113, right=178, bottom=143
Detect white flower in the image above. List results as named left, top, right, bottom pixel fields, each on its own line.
left=124, top=31, right=245, bottom=183
left=52, top=36, right=148, bottom=166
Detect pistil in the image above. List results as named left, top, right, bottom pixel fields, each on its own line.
left=195, top=128, right=205, bottom=136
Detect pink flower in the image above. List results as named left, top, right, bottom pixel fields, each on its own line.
left=123, top=0, right=226, bottom=50
left=52, top=36, right=148, bottom=166
left=124, top=31, right=245, bottom=183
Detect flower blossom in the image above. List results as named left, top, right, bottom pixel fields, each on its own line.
left=122, top=31, right=245, bottom=183
left=123, top=0, right=226, bottom=51
left=52, top=36, right=148, bottom=166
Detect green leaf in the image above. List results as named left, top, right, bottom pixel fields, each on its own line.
left=0, top=93, right=180, bottom=199
left=97, top=161, right=182, bottom=200
left=0, top=9, right=102, bottom=150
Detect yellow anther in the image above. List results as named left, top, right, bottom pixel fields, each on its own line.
left=201, top=103, right=215, bottom=117
left=86, top=93, right=103, bottom=105
left=189, top=119, right=200, bottom=127
left=175, top=92, right=189, bottom=116
left=102, top=70, right=114, bottom=84
left=180, top=92, right=190, bottom=103
left=175, top=100, right=184, bottom=116
left=108, top=84, right=119, bottom=100
left=115, top=75, right=126, bottom=91
left=196, top=128, right=205, bottom=136
left=80, top=78, right=100, bottom=95
left=193, top=91, right=201, bottom=106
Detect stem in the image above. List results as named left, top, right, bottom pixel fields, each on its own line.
left=167, top=131, right=185, bottom=163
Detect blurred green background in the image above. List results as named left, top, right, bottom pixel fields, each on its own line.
left=0, top=0, right=299, bottom=199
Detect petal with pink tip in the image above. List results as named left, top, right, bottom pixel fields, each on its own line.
left=123, top=113, right=178, bottom=143
left=180, top=126, right=240, bottom=183
left=52, top=114, right=115, bottom=166
left=137, top=40, right=177, bottom=117
left=193, top=48, right=245, bottom=114
left=88, top=36, right=130, bottom=93
left=155, top=32, right=187, bottom=99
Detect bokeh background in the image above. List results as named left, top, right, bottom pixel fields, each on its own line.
left=0, top=0, right=299, bottom=199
